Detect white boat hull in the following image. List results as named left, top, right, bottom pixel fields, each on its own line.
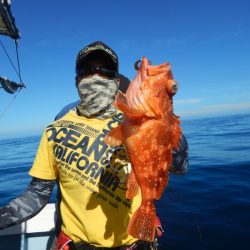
left=0, top=203, right=56, bottom=250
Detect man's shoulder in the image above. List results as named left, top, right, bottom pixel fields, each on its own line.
left=54, top=100, right=80, bottom=121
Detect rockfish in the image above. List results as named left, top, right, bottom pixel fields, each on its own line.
left=104, top=57, right=182, bottom=241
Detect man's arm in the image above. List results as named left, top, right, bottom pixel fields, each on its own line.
left=169, top=134, right=189, bottom=175
left=0, top=177, right=55, bottom=230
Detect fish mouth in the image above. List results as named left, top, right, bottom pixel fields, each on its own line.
left=134, top=59, right=142, bottom=71
left=133, top=57, right=153, bottom=83
left=134, top=58, right=151, bottom=71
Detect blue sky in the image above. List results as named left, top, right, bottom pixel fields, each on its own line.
left=0, top=0, right=250, bottom=138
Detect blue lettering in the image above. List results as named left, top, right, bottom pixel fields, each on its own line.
left=86, top=134, right=108, bottom=162
left=62, top=129, right=80, bottom=149
left=54, top=144, right=64, bottom=159
left=47, top=127, right=57, bottom=141
left=75, top=136, right=90, bottom=155
left=77, top=155, right=89, bottom=170
left=85, top=162, right=99, bottom=177
left=93, top=167, right=105, bottom=179
left=47, top=127, right=67, bottom=143
left=68, top=151, right=79, bottom=165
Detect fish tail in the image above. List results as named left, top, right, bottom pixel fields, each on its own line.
left=128, top=202, right=156, bottom=241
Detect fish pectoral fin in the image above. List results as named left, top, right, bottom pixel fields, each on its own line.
left=172, top=115, right=182, bottom=149
left=115, top=91, right=145, bottom=119
left=104, top=124, right=123, bottom=146
left=126, top=170, right=140, bottom=199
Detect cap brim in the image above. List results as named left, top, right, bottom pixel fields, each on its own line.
left=118, top=74, right=130, bottom=93
left=77, top=50, right=118, bottom=72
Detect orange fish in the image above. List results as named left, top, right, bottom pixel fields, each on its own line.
left=104, top=57, right=182, bottom=241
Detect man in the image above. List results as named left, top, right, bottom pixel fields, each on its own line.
left=0, top=41, right=188, bottom=250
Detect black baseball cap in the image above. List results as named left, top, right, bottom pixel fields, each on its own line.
left=75, top=41, right=119, bottom=74
left=75, top=41, right=130, bottom=93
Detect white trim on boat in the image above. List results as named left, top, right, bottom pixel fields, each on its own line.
left=0, top=203, right=56, bottom=250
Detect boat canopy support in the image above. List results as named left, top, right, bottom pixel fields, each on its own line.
left=0, top=0, right=25, bottom=94
left=0, top=0, right=20, bottom=40
left=0, top=75, right=25, bottom=94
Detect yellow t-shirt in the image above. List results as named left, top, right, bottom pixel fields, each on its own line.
left=29, top=110, right=141, bottom=247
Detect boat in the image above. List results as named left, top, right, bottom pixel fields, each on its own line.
left=0, top=0, right=25, bottom=94
left=0, top=203, right=56, bottom=250
left=0, top=2, right=56, bottom=249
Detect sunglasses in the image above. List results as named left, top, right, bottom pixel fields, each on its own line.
left=77, top=66, right=118, bottom=79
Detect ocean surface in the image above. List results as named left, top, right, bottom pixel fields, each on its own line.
left=0, top=113, right=250, bottom=250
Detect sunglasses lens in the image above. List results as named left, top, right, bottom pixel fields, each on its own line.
left=77, top=68, right=92, bottom=78
left=77, top=66, right=118, bottom=79
left=99, top=68, right=118, bottom=78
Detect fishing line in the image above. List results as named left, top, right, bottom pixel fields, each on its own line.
left=166, top=185, right=205, bottom=248
left=0, top=87, right=22, bottom=119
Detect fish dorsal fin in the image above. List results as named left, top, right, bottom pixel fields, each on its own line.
left=115, top=91, right=145, bottom=119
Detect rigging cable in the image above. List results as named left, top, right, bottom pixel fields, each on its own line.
left=14, top=39, right=25, bottom=86
left=0, top=39, right=25, bottom=119
left=0, top=39, right=23, bottom=82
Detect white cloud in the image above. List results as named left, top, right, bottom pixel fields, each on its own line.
left=178, top=102, right=250, bottom=118
left=175, top=98, right=204, bottom=105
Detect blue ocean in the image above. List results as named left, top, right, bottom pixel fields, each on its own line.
left=0, top=113, right=250, bottom=250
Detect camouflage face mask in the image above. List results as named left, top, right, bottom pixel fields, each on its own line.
left=77, top=75, right=119, bottom=119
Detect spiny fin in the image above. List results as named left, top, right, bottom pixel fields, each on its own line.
left=115, top=91, right=145, bottom=119
left=104, top=124, right=123, bottom=146
left=126, top=170, right=140, bottom=199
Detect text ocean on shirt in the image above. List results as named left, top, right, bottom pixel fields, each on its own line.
left=46, top=112, right=132, bottom=209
